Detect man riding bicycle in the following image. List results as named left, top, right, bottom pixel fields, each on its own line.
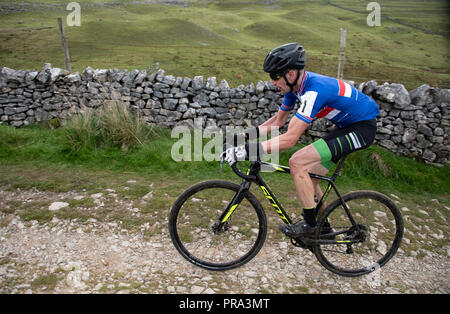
left=222, top=42, right=380, bottom=238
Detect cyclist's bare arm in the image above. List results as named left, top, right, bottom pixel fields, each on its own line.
left=258, top=108, right=291, bottom=137
left=261, top=117, right=308, bottom=153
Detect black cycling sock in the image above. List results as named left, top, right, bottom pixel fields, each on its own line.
left=302, top=207, right=316, bottom=227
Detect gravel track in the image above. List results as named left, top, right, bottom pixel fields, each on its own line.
left=0, top=187, right=448, bottom=294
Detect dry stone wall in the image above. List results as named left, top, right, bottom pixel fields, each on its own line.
left=0, top=64, right=448, bottom=164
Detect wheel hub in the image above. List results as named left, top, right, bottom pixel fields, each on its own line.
left=346, top=224, right=368, bottom=243
left=211, top=221, right=229, bottom=234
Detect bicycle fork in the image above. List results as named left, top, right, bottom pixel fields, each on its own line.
left=215, top=180, right=251, bottom=228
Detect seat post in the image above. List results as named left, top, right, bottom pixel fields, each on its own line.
left=331, top=154, right=348, bottom=180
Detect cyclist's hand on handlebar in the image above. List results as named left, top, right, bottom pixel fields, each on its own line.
left=220, top=145, right=247, bottom=166
left=220, top=142, right=265, bottom=167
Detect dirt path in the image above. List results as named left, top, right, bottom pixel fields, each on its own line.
left=0, top=187, right=448, bottom=294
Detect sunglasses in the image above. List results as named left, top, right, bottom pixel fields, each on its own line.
left=269, top=72, right=285, bottom=81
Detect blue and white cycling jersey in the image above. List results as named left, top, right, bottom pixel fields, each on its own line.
left=281, top=71, right=380, bottom=128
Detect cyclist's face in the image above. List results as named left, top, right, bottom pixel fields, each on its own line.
left=271, top=70, right=300, bottom=93
left=271, top=74, right=290, bottom=93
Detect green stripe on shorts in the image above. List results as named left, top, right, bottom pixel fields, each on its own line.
left=312, top=138, right=334, bottom=170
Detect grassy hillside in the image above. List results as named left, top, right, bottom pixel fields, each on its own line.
left=0, top=0, right=448, bottom=89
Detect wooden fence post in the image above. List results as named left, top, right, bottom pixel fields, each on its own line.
left=57, top=17, right=72, bottom=72
left=337, top=28, right=346, bottom=80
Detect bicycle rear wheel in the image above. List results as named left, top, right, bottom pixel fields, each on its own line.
left=169, top=180, right=267, bottom=271
left=313, top=190, right=403, bottom=277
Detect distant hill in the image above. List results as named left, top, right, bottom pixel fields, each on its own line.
left=0, top=0, right=448, bottom=89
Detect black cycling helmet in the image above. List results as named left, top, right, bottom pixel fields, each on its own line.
left=263, top=42, right=306, bottom=75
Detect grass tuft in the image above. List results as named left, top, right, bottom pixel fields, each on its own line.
left=63, top=101, right=158, bottom=152
left=63, top=108, right=101, bottom=151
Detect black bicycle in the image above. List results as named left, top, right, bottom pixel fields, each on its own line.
left=169, top=153, right=403, bottom=277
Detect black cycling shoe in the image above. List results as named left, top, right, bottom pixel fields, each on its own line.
left=279, top=220, right=316, bottom=238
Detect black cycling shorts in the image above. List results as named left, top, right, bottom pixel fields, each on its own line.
left=312, top=119, right=377, bottom=170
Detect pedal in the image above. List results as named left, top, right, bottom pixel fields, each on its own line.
left=290, top=237, right=307, bottom=248
left=290, top=237, right=314, bottom=253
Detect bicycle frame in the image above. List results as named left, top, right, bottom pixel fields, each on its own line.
left=217, top=155, right=359, bottom=244
left=170, top=152, right=403, bottom=275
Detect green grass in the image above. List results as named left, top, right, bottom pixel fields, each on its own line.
left=0, top=121, right=448, bottom=197
left=0, top=0, right=448, bottom=89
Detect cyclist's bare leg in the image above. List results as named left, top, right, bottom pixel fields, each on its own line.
left=310, top=163, right=329, bottom=218
left=289, top=144, right=323, bottom=209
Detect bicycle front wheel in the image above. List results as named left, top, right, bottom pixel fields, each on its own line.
left=169, top=180, right=267, bottom=271
left=313, top=190, right=403, bottom=277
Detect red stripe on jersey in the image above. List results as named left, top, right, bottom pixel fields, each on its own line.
left=315, top=107, right=334, bottom=118
left=338, top=79, right=346, bottom=96
left=301, top=114, right=313, bottom=121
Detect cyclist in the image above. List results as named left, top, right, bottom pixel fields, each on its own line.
left=222, top=42, right=380, bottom=237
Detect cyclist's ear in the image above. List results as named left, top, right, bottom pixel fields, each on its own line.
left=287, top=69, right=301, bottom=80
